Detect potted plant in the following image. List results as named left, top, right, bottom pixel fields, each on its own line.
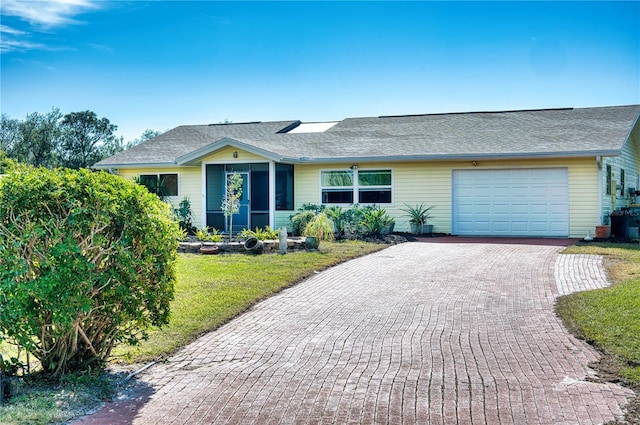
left=303, top=212, right=334, bottom=249
left=401, top=203, right=434, bottom=235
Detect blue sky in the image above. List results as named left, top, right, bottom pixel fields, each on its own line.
left=1, top=1, right=639, bottom=143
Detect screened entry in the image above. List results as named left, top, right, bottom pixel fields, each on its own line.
left=205, top=163, right=293, bottom=232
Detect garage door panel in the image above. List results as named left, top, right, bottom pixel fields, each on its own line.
left=511, top=221, right=530, bottom=232
left=453, top=168, right=568, bottom=237
left=492, top=221, right=511, bottom=232
left=493, top=204, right=510, bottom=214
left=550, top=204, right=568, bottom=214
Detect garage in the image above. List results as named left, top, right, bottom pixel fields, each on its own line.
left=452, top=168, right=569, bottom=237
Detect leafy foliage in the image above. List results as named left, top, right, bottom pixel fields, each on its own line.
left=173, top=197, right=195, bottom=233
left=400, top=203, right=434, bottom=225
left=195, top=227, right=224, bottom=242
left=58, top=111, right=122, bottom=169
left=2, top=109, right=62, bottom=168
left=0, top=110, right=162, bottom=170
left=0, top=167, right=180, bottom=376
left=239, top=226, right=280, bottom=241
left=358, top=205, right=394, bottom=237
left=0, top=150, right=25, bottom=174
left=303, top=213, right=335, bottom=242
left=290, top=210, right=317, bottom=236
left=325, top=206, right=346, bottom=238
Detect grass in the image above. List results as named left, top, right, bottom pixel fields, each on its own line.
left=0, top=372, right=118, bottom=425
left=556, top=242, right=640, bottom=388
left=113, top=240, right=387, bottom=363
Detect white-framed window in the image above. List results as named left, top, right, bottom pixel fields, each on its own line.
left=139, top=173, right=179, bottom=197
left=320, top=169, right=392, bottom=205
left=321, top=170, right=354, bottom=204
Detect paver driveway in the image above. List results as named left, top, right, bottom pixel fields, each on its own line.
left=77, top=241, right=634, bottom=424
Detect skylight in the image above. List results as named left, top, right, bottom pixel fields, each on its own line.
left=287, top=121, right=339, bottom=134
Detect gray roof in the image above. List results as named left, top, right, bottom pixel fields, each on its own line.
left=94, top=105, right=640, bottom=168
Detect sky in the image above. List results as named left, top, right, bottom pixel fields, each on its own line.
left=1, top=1, right=639, bottom=143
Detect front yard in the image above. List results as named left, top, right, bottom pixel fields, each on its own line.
left=3, top=240, right=639, bottom=424
left=0, top=240, right=387, bottom=425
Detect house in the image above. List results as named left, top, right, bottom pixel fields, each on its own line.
left=93, top=105, right=640, bottom=238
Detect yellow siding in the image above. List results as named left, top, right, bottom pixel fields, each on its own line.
left=601, top=125, right=640, bottom=218
left=200, top=147, right=266, bottom=163
left=112, top=154, right=612, bottom=238
left=116, top=166, right=204, bottom=226
left=294, top=158, right=599, bottom=237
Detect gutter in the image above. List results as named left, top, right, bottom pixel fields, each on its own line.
left=94, top=150, right=622, bottom=169
left=278, top=150, right=622, bottom=164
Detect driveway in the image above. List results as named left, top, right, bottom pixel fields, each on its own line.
left=75, top=241, right=634, bottom=424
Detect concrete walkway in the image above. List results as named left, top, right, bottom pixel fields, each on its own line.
left=75, top=241, right=634, bottom=424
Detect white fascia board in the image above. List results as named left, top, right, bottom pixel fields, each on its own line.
left=281, top=149, right=622, bottom=164
left=92, top=162, right=177, bottom=170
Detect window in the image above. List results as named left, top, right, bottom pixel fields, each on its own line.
left=358, top=170, right=392, bottom=204
left=276, top=163, right=294, bottom=210
left=321, top=169, right=392, bottom=205
left=321, top=170, right=354, bottom=204
left=620, top=169, right=625, bottom=195
left=606, top=165, right=612, bottom=195
left=139, top=173, right=178, bottom=197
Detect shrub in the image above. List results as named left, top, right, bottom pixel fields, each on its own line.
left=303, top=213, right=335, bottom=242
left=173, top=197, right=195, bottom=234
left=239, top=226, right=279, bottom=241
left=0, top=167, right=181, bottom=376
left=359, top=205, right=394, bottom=237
left=196, top=226, right=224, bottom=242
left=325, top=206, right=346, bottom=239
left=290, top=210, right=317, bottom=236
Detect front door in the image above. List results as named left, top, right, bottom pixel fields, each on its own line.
left=226, top=171, right=249, bottom=234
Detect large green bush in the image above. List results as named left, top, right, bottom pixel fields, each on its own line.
left=0, top=167, right=181, bottom=376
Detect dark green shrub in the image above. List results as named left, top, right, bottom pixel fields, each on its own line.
left=325, top=206, right=346, bottom=239
left=358, top=205, right=394, bottom=237
left=0, top=167, right=181, bottom=376
left=290, top=210, right=317, bottom=236
left=173, top=197, right=195, bottom=234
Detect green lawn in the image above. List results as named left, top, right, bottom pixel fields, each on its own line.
left=556, top=243, right=640, bottom=386
left=113, top=240, right=387, bottom=363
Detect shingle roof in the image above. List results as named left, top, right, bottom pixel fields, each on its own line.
left=94, top=105, right=640, bottom=168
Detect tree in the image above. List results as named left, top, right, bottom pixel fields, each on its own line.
left=59, top=111, right=123, bottom=169
left=11, top=109, right=63, bottom=168
left=222, top=172, right=243, bottom=241
left=0, top=167, right=181, bottom=376
left=0, top=114, right=20, bottom=154
left=125, top=129, right=161, bottom=149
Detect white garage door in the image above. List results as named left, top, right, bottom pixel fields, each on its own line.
left=452, top=168, right=569, bottom=237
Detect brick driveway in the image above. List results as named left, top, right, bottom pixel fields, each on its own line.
left=76, top=241, right=634, bottom=424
